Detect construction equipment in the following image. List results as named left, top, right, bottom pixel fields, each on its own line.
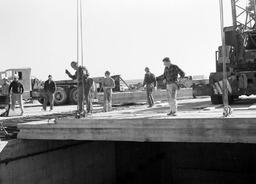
left=210, top=0, right=256, bottom=104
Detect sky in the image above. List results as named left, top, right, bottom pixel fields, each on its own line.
left=0, top=0, right=233, bottom=80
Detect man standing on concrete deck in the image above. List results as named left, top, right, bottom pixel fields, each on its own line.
left=162, top=57, right=185, bottom=116
left=66, top=61, right=94, bottom=114
left=143, top=67, right=156, bottom=108
left=9, top=74, right=24, bottom=116
left=102, top=71, right=115, bottom=112
left=42, top=75, right=56, bottom=111
left=1, top=77, right=10, bottom=96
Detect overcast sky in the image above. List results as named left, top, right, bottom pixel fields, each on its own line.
left=0, top=0, right=233, bottom=80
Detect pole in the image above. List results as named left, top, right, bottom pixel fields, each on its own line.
left=219, top=0, right=232, bottom=117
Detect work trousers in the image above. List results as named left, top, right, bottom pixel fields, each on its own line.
left=146, top=85, right=154, bottom=107
left=10, top=93, right=24, bottom=113
left=43, top=91, right=54, bottom=110
left=166, top=83, right=178, bottom=113
left=104, top=89, right=112, bottom=112
left=84, top=87, right=93, bottom=113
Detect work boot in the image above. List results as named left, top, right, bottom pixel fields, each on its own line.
left=167, top=112, right=173, bottom=116
left=167, top=112, right=177, bottom=116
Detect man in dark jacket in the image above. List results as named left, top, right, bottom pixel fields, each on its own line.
left=43, top=75, right=56, bottom=111
left=9, top=74, right=24, bottom=115
left=162, top=57, right=185, bottom=116
left=143, top=67, right=157, bottom=107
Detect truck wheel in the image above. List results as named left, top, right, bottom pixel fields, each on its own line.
left=210, top=95, right=222, bottom=104
left=69, top=88, right=78, bottom=104
left=54, top=87, right=68, bottom=105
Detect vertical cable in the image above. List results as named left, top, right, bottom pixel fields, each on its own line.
left=219, top=0, right=232, bottom=117
left=80, top=0, right=84, bottom=67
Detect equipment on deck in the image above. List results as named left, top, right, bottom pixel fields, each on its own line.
left=210, top=0, right=256, bottom=105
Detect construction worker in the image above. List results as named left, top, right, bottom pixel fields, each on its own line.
left=143, top=67, right=156, bottom=108
left=1, top=77, right=10, bottom=96
left=66, top=61, right=94, bottom=114
left=9, top=74, right=24, bottom=116
left=102, top=71, right=115, bottom=112
left=42, top=75, right=56, bottom=111
left=0, top=77, right=10, bottom=117
left=162, top=57, right=185, bottom=116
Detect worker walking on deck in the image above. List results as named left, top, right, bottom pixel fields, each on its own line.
left=143, top=67, right=156, bottom=108
left=102, top=71, right=115, bottom=112
left=162, top=57, right=185, bottom=116
left=42, top=75, right=56, bottom=111
left=9, top=74, right=24, bottom=116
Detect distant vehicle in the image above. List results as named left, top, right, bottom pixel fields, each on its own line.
left=0, top=68, right=130, bottom=105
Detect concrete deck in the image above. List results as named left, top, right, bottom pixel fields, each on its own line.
left=17, top=97, right=256, bottom=143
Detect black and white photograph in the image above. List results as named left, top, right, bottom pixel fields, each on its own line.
left=1, top=0, right=256, bottom=183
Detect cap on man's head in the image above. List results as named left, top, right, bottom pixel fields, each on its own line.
left=145, top=67, right=149, bottom=71
left=162, top=57, right=170, bottom=62
left=105, top=71, right=110, bottom=75
left=48, top=75, right=52, bottom=78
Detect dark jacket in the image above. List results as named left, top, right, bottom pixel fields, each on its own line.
left=44, top=80, right=56, bottom=94
left=66, top=66, right=89, bottom=80
left=163, top=64, right=185, bottom=84
left=143, top=72, right=156, bottom=87
left=9, top=80, right=24, bottom=94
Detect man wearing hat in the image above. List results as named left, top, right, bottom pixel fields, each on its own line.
left=162, top=57, right=185, bottom=116
left=143, top=67, right=156, bottom=108
left=9, top=74, right=24, bottom=115
left=42, top=75, right=56, bottom=111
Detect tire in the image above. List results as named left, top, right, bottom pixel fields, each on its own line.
left=69, top=88, right=78, bottom=104
left=54, top=87, right=68, bottom=105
